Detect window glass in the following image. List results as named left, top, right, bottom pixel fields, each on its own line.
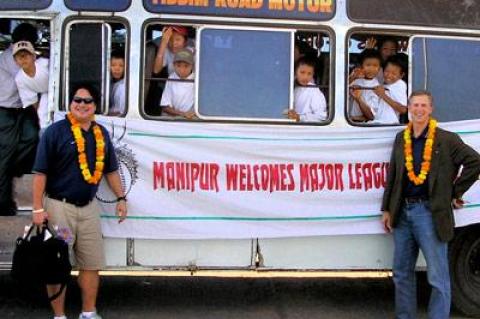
left=348, top=0, right=480, bottom=30
left=347, top=33, right=409, bottom=125
left=198, top=28, right=291, bottom=120
left=411, top=37, right=480, bottom=122
left=65, top=21, right=128, bottom=116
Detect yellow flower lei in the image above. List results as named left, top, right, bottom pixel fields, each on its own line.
left=403, top=118, right=437, bottom=185
left=67, top=113, right=105, bottom=185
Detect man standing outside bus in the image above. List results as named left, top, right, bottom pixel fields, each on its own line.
left=32, top=84, right=127, bottom=319
left=381, top=90, right=480, bottom=319
left=0, top=23, right=40, bottom=216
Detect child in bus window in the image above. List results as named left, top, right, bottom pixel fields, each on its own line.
left=288, top=57, right=327, bottom=122
left=109, top=49, right=126, bottom=115
left=372, top=55, right=407, bottom=124
left=365, top=37, right=399, bottom=83
left=160, top=49, right=196, bottom=119
left=12, top=40, right=49, bottom=129
left=153, top=26, right=194, bottom=76
left=349, top=49, right=382, bottom=122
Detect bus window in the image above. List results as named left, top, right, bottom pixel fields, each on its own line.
left=64, top=20, right=128, bottom=117
left=347, top=33, right=409, bottom=125
left=143, top=24, right=196, bottom=118
left=143, top=25, right=332, bottom=124
left=411, top=37, right=480, bottom=122
left=197, top=27, right=291, bottom=121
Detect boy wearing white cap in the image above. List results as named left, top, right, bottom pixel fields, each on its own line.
left=160, top=48, right=196, bottom=119
left=13, top=40, right=50, bottom=129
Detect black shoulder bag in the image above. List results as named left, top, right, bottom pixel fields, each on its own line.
left=11, top=221, right=72, bottom=301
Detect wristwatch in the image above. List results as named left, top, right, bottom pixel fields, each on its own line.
left=116, top=196, right=127, bottom=202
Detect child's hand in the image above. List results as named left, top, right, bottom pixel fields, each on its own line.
left=349, top=67, right=364, bottom=82
left=373, top=85, right=386, bottom=98
left=160, top=27, right=173, bottom=47
left=287, top=110, right=300, bottom=122
left=349, top=87, right=362, bottom=100
left=183, top=110, right=197, bottom=120
left=365, top=37, right=377, bottom=49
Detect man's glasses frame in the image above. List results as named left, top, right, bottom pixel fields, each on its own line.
left=72, top=96, right=95, bottom=104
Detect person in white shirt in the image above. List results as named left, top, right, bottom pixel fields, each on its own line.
left=0, top=23, right=40, bottom=216
left=349, top=49, right=382, bottom=122
left=153, top=26, right=194, bottom=76
left=372, top=56, right=408, bottom=124
left=109, top=49, right=126, bottom=115
left=288, top=57, right=327, bottom=122
left=160, top=49, right=196, bottom=119
left=13, top=41, right=50, bottom=129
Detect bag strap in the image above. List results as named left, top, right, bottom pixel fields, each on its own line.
left=48, top=282, right=67, bottom=302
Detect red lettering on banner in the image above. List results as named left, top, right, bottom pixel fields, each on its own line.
left=153, top=162, right=165, bottom=190
left=153, top=161, right=220, bottom=192
left=299, top=163, right=344, bottom=192
left=348, top=162, right=389, bottom=191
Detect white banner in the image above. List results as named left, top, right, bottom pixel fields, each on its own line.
left=89, top=116, right=480, bottom=239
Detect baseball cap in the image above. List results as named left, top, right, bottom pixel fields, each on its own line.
left=174, top=49, right=194, bottom=65
left=170, top=26, right=188, bottom=36
left=12, top=41, right=36, bottom=56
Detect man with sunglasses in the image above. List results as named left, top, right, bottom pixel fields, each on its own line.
left=31, top=83, right=127, bottom=319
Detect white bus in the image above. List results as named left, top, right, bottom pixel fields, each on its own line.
left=1, top=0, right=479, bottom=315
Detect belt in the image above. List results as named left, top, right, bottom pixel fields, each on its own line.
left=48, top=195, right=92, bottom=207
left=404, top=196, right=429, bottom=204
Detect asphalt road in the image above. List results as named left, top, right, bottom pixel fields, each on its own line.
left=0, top=272, right=472, bottom=319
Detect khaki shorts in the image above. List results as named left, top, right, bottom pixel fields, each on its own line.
left=45, top=197, right=106, bottom=270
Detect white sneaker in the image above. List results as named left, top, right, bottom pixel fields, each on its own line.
left=78, top=313, right=102, bottom=319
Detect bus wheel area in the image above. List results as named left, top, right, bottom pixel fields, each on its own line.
left=449, top=224, right=480, bottom=317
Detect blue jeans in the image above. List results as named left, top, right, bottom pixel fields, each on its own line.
left=393, top=201, right=450, bottom=319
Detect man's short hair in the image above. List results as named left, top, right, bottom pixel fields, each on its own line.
left=408, top=90, right=433, bottom=105
left=70, top=83, right=100, bottom=106
left=12, top=23, right=38, bottom=44
left=359, top=49, right=382, bottom=65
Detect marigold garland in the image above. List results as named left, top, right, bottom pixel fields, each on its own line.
left=67, top=113, right=105, bottom=185
left=403, top=118, right=437, bottom=185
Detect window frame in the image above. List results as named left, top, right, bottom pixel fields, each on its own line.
left=345, top=29, right=411, bottom=127
left=61, top=17, right=130, bottom=117
left=140, top=20, right=335, bottom=126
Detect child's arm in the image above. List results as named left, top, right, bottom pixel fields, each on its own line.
left=350, top=89, right=374, bottom=121
left=374, top=86, right=407, bottom=114
left=153, top=27, right=172, bottom=74
left=163, top=106, right=196, bottom=119
left=348, top=67, right=364, bottom=84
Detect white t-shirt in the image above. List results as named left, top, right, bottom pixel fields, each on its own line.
left=160, top=72, right=195, bottom=113
left=0, top=46, right=22, bottom=108
left=349, top=78, right=380, bottom=118
left=294, top=81, right=327, bottom=122
left=163, top=45, right=195, bottom=75
left=15, top=57, right=49, bottom=128
left=371, top=79, right=407, bottom=124
left=110, top=78, right=125, bottom=115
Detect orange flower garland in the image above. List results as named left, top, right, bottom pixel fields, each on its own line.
left=403, top=118, right=437, bottom=185
left=67, top=113, right=105, bottom=185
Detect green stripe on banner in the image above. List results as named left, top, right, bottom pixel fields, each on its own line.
left=101, top=213, right=382, bottom=221
left=128, top=129, right=480, bottom=142
left=100, top=203, right=480, bottom=221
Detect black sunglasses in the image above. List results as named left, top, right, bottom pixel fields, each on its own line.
left=72, top=96, right=94, bottom=104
